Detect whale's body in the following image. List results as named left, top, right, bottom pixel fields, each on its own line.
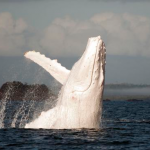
left=24, top=36, right=106, bottom=129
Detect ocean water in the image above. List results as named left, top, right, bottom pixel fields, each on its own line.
left=0, top=100, right=150, bottom=150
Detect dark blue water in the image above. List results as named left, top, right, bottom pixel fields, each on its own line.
left=0, top=100, right=150, bottom=150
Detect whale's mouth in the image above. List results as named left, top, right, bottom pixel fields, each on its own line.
left=73, top=36, right=103, bottom=92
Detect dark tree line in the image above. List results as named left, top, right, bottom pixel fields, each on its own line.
left=0, top=81, right=56, bottom=100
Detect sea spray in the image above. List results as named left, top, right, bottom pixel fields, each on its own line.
left=0, top=63, right=56, bottom=128
left=0, top=85, right=14, bottom=128
left=11, top=67, right=51, bottom=128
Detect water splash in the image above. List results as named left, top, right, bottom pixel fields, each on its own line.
left=11, top=68, right=53, bottom=128
left=0, top=64, right=56, bottom=128
left=0, top=85, right=14, bottom=128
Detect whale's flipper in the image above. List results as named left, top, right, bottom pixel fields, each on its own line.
left=24, top=51, right=70, bottom=84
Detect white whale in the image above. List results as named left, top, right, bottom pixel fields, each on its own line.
left=24, top=36, right=106, bottom=129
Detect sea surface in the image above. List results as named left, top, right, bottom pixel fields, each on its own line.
left=0, top=100, right=150, bottom=150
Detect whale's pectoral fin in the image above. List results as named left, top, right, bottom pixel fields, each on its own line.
left=24, top=51, right=70, bottom=84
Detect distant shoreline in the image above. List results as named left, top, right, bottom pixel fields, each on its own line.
left=0, top=81, right=150, bottom=101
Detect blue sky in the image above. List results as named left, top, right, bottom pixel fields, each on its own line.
left=0, top=0, right=150, bottom=86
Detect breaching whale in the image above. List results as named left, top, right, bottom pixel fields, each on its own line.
left=24, top=36, right=106, bottom=129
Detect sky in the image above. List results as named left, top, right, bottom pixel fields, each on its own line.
left=0, top=0, right=150, bottom=86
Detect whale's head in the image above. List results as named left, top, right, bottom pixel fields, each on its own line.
left=67, top=36, right=106, bottom=94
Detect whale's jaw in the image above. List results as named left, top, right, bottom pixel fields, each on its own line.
left=24, top=36, right=106, bottom=129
